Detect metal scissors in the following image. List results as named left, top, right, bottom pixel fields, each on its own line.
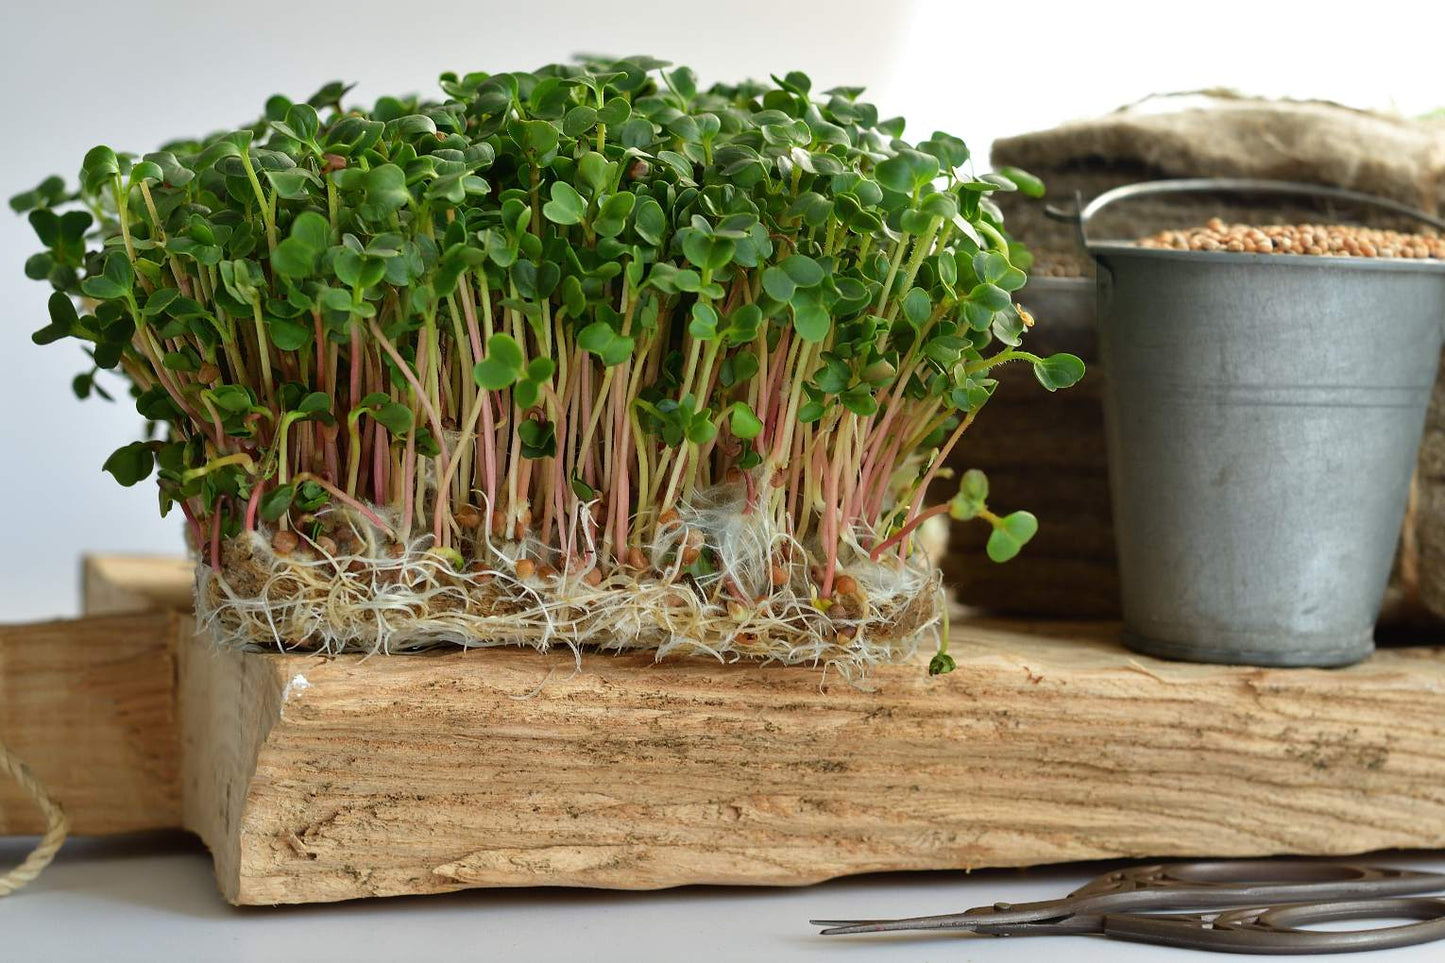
left=812, top=860, right=1445, bottom=954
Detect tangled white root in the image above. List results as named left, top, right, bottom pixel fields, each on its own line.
left=196, top=479, right=942, bottom=674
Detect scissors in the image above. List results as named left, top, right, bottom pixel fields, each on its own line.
left=812, top=860, right=1445, bottom=954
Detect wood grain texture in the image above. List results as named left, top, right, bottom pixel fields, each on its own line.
left=174, top=618, right=1445, bottom=905
left=0, top=612, right=181, bottom=834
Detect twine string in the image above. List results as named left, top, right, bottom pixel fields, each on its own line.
left=0, top=738, right=67, bottom=897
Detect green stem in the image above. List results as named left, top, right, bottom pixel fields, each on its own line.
left=250, top=301, right=275, bottom=404
left=883, top=216, right=942, bottom=322
left=963, top=348, right=1042, bottom=376
left=277, top=413, right=301, bottom=484
left=238, top=149, right=278, bottom=253
left=977, top=220, right=1010, bottom=254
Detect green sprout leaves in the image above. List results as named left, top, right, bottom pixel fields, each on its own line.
left=949, top=469, right=989, bottom=521
left=472, top=333, right=525, bottom=389
left=987, top=511, right=1039, bottom=563
left=80, top=146, right=120, bottom=193
left=9, top=175, right=68, bottom=213
left=519, top=418, right=557, bottom=458
left=515, top=358, right=554, bottom=408
left=949, top=468, right=1039, bottom=562
left=1033, top=353, right=1086, bottom=391
left=272, top=211, right=332, bottom=279
left=472, top=334, right=552, bottom=406
left=80, top=252, right=134, bottom=302
left=928, top=652, right=956, bottom=676
left=875, top=149, right=939, bottom=197
left=103, top=441, right=154, bottom=487
left=542, top=182, right=587, bottom=225
left=260, top=480, right=331, bottom=523
left=577, top=320, right=634, bottom=366
left=32, top=292, right=79, bottom=345
left=333, top=163, right=411, bottom=222
left=351, top=391, right=413, bottom=435
left=997, top=166, right=1045, bottom=198
left=763, top=255, right=830, bottom=342
left=728, top=401, right=763, bottom=440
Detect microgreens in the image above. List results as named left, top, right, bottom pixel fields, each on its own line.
left=15, top=57, right=1081, bottom=667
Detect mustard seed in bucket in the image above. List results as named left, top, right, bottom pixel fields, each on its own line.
left=1139, top=218, right=1445, bottom=258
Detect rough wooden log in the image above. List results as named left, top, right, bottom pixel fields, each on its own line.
left=5, top=557, right=1445, bottom=906
left=179, top=621, right=1445, bottom=905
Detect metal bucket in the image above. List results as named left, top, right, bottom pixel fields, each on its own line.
left=1077, top=180, right=1445, bottom=666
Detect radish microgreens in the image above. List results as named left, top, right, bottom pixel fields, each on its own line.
left=15, top=57, right=1081, bottom=670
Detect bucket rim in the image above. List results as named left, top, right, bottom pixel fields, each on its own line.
left=1088, top=242, right=1445, bottom=274
left=1023, top=275, right=1091, bottom=290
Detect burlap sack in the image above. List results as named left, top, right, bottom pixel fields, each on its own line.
left=992, top=93, right=1445, bottom=277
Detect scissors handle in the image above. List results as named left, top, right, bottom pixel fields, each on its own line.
left=812, top=861, right=1445, bottom=935
left=1101, top=898, right=1445, bottom=955
left=1066, top=860, right=1445, bottom=914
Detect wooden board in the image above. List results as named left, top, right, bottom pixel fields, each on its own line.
left=4, top=556, right=1445, bottom=905
left=81, top=554, right=194, bottom=616
left=0, top=610, right=180, bottom=835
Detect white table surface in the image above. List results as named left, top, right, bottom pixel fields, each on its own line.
left=3, top=834, right=1443, bottom=962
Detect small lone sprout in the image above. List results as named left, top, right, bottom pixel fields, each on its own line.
left=16, top=58, right=1082, bottom=672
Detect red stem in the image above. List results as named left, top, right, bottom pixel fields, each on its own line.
left=869, top=503, right=949, bottom=561
left=294, top=473, right=396, bottom=539
left=244, top=480, right=265, bottom=532
left=209, top=500, right=223, bottom=572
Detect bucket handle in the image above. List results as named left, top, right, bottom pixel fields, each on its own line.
left=1045, top=178, right=1445, bottom=250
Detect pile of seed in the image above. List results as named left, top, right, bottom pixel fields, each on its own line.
left=1138, top=218, right=1445, bottom=259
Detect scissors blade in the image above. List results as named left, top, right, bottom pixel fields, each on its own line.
left=812, top=915, right=988, bottom=936
left=812, top=898, right=1078, bottom=935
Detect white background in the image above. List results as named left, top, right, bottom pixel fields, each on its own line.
left=4, top=2, right=1445, bottom=960
left=3, top=0, right=1444, bottom=620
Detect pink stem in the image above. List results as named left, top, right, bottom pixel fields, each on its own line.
left=245, top=480, right=265, bottom=532
left=209, top=500, right=223, bottom=573
left=903, top=414, right=974, bottom=527
left=369, top=318, right=450, bottom=469
left=373, top=422, right=387, bottom=507
left=294, top=472, right=396, bottom=539
left=821, top=450, right=838, bottom=597
left=178, top=500, right=203, bottom=557
left=580, top=361, right=597, bottom=487
left=400, top=432, right=416, bottom=538
left=865, top=436, right=904, bottom=524
left=869, top=503, right=949, bottom=561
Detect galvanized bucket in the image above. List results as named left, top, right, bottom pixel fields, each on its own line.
left=1076, top=179, right=1445, bottom=666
